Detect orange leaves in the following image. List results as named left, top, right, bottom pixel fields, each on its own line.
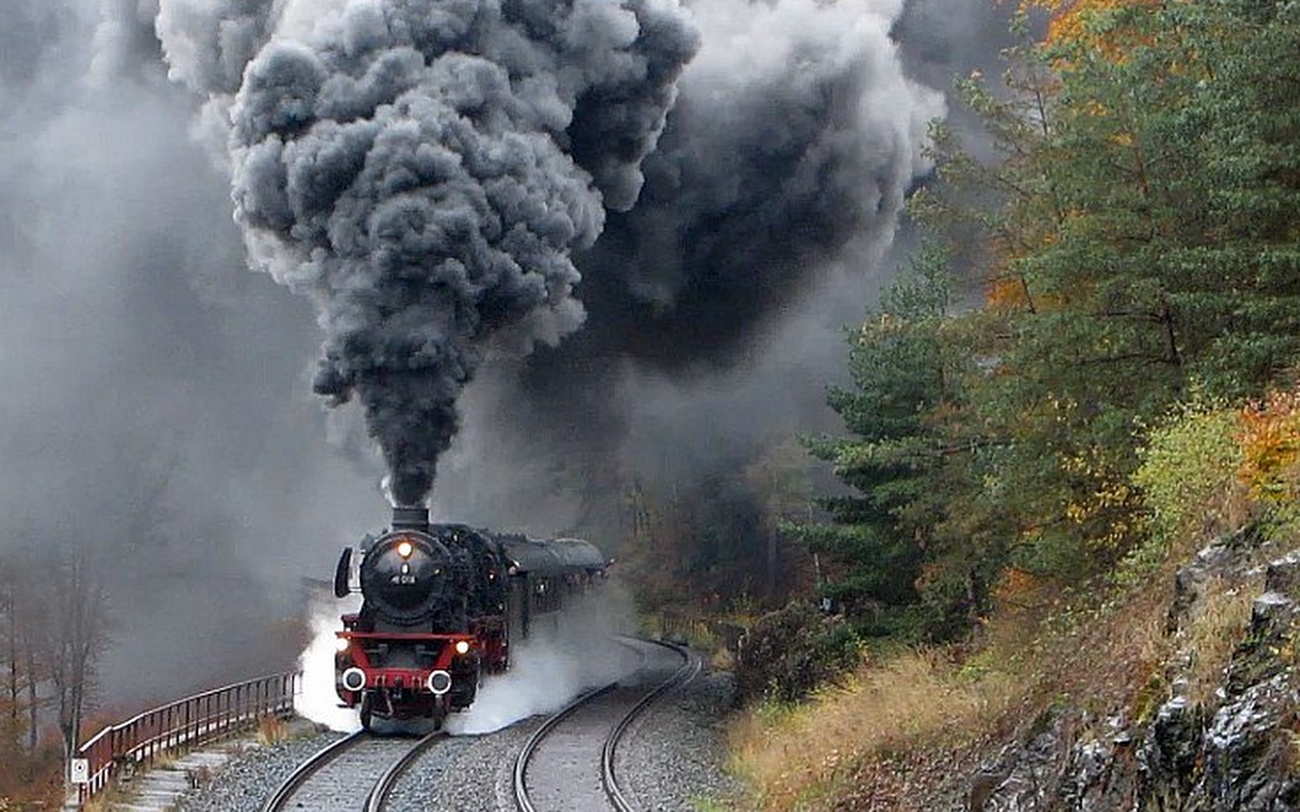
left=1134, top=385, right=1300, bottom=553
left=991, top=565, right=1049, bottom=610
left=1238, top=389, right=1300, bottom=504
left=1020, top=0, right=1162, bottom=49
left=986, top=273, right=1031, bottom=310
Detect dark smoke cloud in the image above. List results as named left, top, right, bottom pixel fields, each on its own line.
left=578, top=0, right=941, bottom=369
left=427, top=0, right=1014, bottom=544
left=427, top=0, right=941, bottom=530
left=0, top=0, right=1015, bottom=708
left=893, top=0, right=1019, bottom=160
left=159, top=0, right=699, bottom=505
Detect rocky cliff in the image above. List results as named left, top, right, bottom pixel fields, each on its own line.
left=970, top=536, right=1300, bottom=811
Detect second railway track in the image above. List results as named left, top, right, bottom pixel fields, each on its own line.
left=513, top=638, right=699, bottom=812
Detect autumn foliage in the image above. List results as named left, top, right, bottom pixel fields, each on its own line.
left=1239, top=388, right=1300, bottom=506
left=1021, top=0, right=1163, bottom=49
left=736, top=0, right=1300, bottom=808
left=803, top=0, right=1300, bottom=649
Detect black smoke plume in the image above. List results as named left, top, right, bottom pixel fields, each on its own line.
left=429, top=0, right=949, bottom=540
left=577, top=5, right=937, bottom=371
left=159, top=0, right=698, bottom=505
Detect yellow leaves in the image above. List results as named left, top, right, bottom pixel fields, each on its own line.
left=1058, top=440, right=1142, bottom=549
left=1020, top=0, right=1162, bottom=51
left=1080, top=98, right=1113, bottom=118
left=1238, top=388, right=1300, bottom=504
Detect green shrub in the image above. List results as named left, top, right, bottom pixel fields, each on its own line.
left=733, top=601, right=861, bottom=704
left=1131, top=399, right=1245, bottom=553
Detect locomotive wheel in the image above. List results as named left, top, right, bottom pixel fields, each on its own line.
left=359, top=694, right=373, bottom=731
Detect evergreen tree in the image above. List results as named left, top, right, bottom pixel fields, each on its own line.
left=1157, top=0, right=1300, bottom=395
left=917, top=1, right=1300, bottom=578
left=794, top=245, right=984, bottom=637
left=800, top=0, right=1300, bottom=643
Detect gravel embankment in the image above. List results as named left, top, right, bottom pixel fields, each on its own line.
left=177, top=665, right=742, bottom=811
left=173, top=725, right=348, bottom=812
left=618, top=668, right=746, bottom=811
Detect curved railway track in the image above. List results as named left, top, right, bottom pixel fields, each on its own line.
left=513, top=639, right=699, bottom=812
left=260, top=728, right=444, bottom=812
left=260, top=637, right=695, bottom=812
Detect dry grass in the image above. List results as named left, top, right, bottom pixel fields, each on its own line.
left=724, top=474, right=1279, bottom=812
left=82, top=782, right=132, bottom=812
left=728, top=651, right=1018, bottom=811
left=256, top=713, right=289, bottom=745
left=728, top=568, right=1186, bottom=811
left=1183, top=577, right=1255, bottom=706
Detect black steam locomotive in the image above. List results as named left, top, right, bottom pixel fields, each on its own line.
left=332, top=506, right=605, bottom=729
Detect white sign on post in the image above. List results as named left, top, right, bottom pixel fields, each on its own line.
left=70, top=758, right=90, bottom=784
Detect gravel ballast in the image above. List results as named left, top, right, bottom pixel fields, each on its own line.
left=618, top=668, right=745, bottom=811
left=173, top=662, right=741, bottom=811
left=172, top=725, right=348, bottom=812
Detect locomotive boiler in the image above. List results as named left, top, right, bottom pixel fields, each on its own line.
left=332, top=505, right=605, bottom=730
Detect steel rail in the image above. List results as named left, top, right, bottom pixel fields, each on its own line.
left=601, top=642, right=698, bottom=812
left=259, top=730, right=367, bottom=812
left=512, top=683, right=620, bottom=812
left=364, top=730, right=446, bottom=812
left=513, top=637, right=696, bottom=812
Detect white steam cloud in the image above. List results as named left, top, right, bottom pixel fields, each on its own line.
left=296, top=594, right=363, bottom=733
left=294, top=588, right=638, bottom=734
left=447, top=588, right=638, bottom=734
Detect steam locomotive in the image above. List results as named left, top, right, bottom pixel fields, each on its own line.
left=332, top=506, right=606, bottom=730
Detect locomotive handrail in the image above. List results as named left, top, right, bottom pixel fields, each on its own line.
left=73, top=670, right=301, bottom=805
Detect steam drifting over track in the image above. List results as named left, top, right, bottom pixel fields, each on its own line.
left=513, top=638, right=697, bottom=812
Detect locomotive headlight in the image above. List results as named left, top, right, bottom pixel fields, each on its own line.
left=396, top=540, right=414, bottom=559
left=454, top=640, right=470, bottom=655
left=335, top=637, right=350, bottom=653
left=341, top=667, right=366, bottom=692
left=427, top=670, right=452, bottom=695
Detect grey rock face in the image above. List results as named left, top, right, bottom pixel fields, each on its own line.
left=969, top=540, right=1300, bottom=812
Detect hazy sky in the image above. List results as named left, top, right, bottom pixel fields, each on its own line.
left=0, top=0, right=1012, bottom=701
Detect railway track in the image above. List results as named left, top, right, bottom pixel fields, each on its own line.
left=260, top=728, right=444, bottom=812
left=513, top=639, right=699, bottom=812
left=260, top=637, right=695, bottom=812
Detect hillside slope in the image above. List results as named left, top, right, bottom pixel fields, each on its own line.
left=731, top=523, right=1300, bottom=810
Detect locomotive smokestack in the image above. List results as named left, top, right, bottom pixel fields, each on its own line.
left=391, top=505, right=430, bottom=533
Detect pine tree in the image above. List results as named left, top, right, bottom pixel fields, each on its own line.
left=793, top=245, right=985, bottom=637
